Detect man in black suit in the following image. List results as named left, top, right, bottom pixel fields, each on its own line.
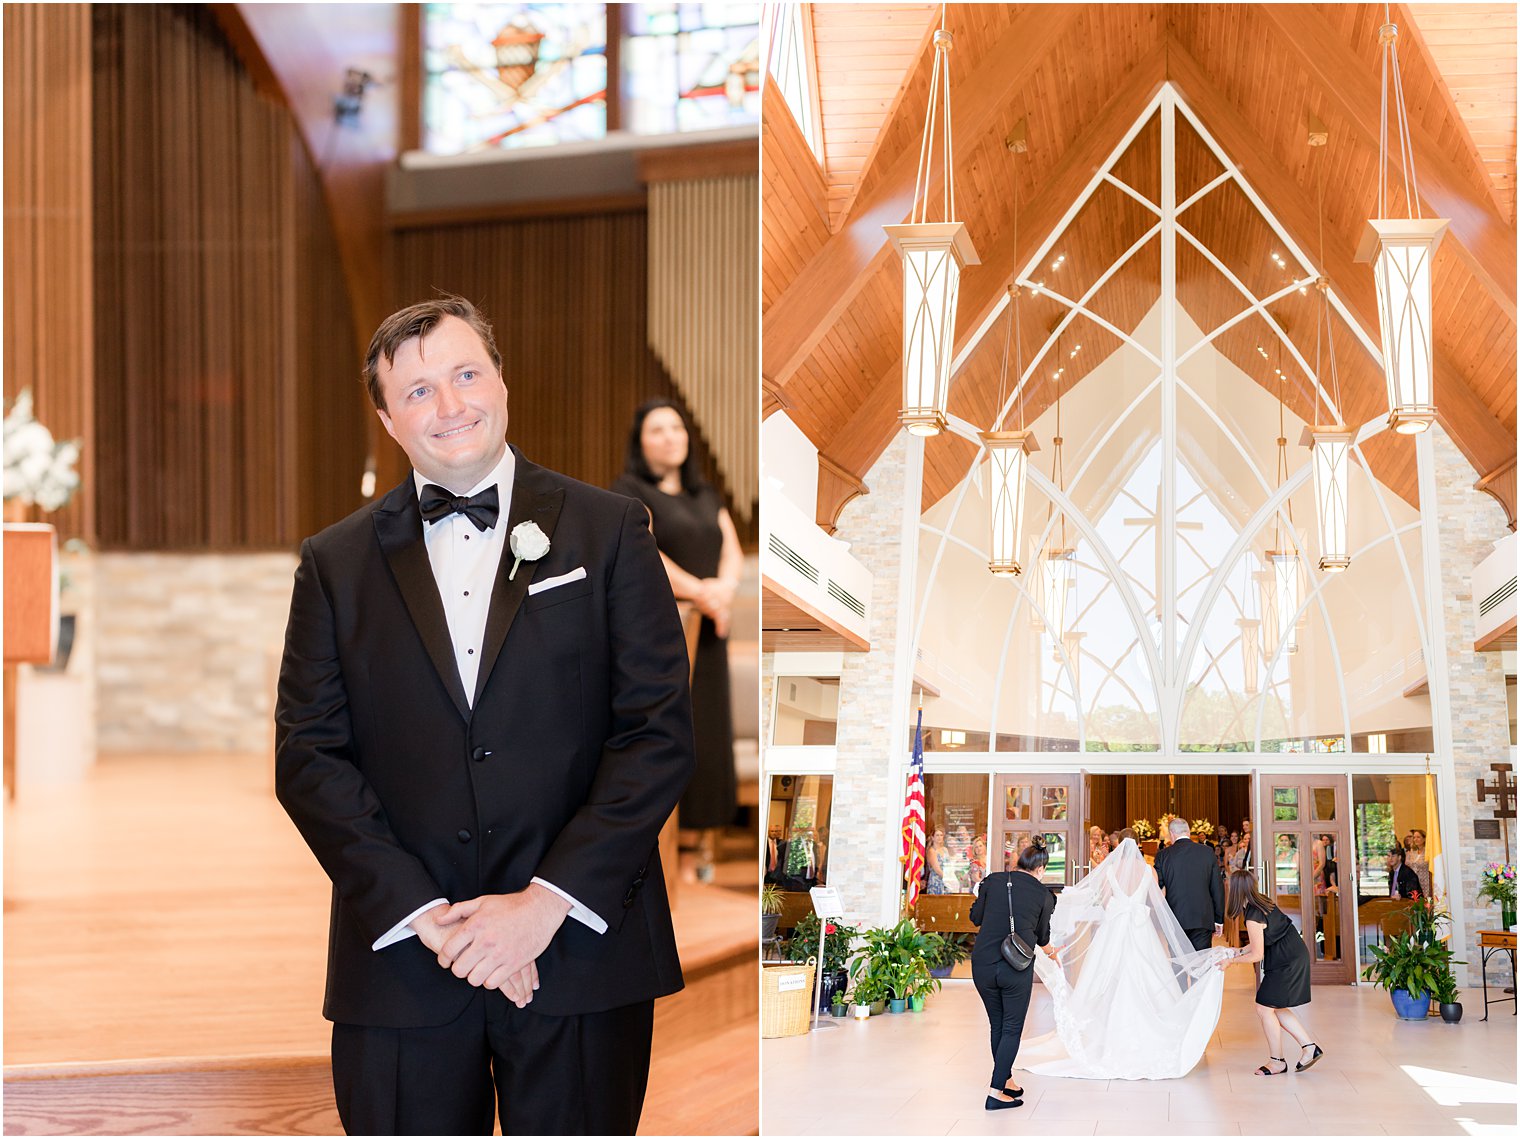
left=275, top=297, right=694, bottom=1135
left=1154, top=817, right=1224, bottom=952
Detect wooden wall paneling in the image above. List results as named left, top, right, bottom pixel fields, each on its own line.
left=91, top=5, right=365, bottom=550
left=1218, top=774, right=1253, bottom=837
left=761, top=82, right=828, bottom=317
left=648, top=175, right=759, bottom=524
left=1126, top=773, right=1169, bottom=826
left=389, top=211, right=756, bottom=545
left=1086, top=772, right=1127, bottom=833
left=3, top=4, right=96, bottom=543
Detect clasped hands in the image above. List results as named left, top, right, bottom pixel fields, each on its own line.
left=690, top=577, right=736, bottom=638
left=411, top=884, right=572, bottom=1009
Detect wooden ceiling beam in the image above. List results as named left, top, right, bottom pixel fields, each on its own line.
left=1256, top=3, right=1517, bottom=324
left=762, top=3, right=1083, bottom=392
left=1166, top=40, right=1516, bottom=513
left=825, top=48, right=1171, bottom=481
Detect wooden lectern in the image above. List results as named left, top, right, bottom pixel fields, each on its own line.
left=3, top=523, right=59, bottom=799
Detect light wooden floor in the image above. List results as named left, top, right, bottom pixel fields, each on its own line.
left=4, top=753, right=757, bottom=1133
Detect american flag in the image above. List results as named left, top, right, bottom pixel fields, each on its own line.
left=901, top=707, right=927, bottom=909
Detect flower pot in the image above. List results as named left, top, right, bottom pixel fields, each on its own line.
left=1390, top=988, right=1432, bottom=1020
left=929, top=964, right=953, bottom=979
left=818, top=969, right=843, bottom=1011
left=887, top=998, right=906, bottom=1014
left=869, top=1000, right=885, bottom=1015
left=761, top=913, right=779, bottom=941
left=1439, top=1002, right=1463, bottom=1024
left=852, top=1003, right=870, bottom=1020
left=909, top=995, right=926, bottom=1012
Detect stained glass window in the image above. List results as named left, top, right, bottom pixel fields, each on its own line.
left=422, top=4, right=758, bottom=154
left=621, top=3, right=760, bottom=135
left=425, top=4, right=608, bottom=152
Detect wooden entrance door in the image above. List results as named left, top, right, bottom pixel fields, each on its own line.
left=992, top=773, right=1082, bottom=889
left=1257, top=774, right=1353, bottom=984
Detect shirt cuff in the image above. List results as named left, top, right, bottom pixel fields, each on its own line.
left=531, top=877, right=608, bottom=934
left=372, top=898, right=449, bottom=951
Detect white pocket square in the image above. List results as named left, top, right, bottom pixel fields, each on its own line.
left=528, top=566, right=587, bottom=596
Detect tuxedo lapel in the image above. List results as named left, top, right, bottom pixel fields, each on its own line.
left=373, top=480, right=472, bottom=722
left=473, top=448, right=566, bottom=706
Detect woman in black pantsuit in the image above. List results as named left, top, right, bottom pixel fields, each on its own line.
left=1217, top=869, right=1323, bottom=1076
left=969, top=838, right=1057, bottom=1111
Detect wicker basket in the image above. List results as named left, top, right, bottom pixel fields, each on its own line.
left=761, top=960, right=816, bottom=1038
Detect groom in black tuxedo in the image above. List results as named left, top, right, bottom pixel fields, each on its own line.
left=275, top=296, right=694, bottom=1135
left=1154, top=818, right=1224, bottom=952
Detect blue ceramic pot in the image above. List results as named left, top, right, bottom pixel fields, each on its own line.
left=887, top=998, right=907, bottom=1014
left=1390, top=988, right=1431, bottom=1020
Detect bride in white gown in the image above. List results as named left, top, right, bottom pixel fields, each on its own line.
left=1017, top=837, right=1232, bottom=1080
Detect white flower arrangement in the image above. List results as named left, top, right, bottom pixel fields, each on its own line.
left=4, top=390, right=80, bottom=513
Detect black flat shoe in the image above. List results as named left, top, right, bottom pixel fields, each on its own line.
left=1296, top=1043, right=1324, bottom=1072
left=1002, top=1083, right=1024, bottom=1097
left=984, top=1095, right=1024, bottom=1111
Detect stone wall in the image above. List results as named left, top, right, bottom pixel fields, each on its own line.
left=1432, top=426, right=1514, bottom=987
left=828, top=433, right=911, bottom=923
left=94, top=552, right=297, bottom=754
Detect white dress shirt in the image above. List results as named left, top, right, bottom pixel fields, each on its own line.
left=372, top=447, right=607, bottom=950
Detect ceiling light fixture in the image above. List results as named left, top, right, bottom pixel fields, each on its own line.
left=886, top=9, right=978, bottom=437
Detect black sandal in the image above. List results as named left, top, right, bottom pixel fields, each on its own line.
left=1296, top=1043, right=1324, bottom=1071
left=1254, top=1057, right=1288, bottom=1076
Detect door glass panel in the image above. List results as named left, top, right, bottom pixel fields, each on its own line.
left=1006, top=785, right=1032, bottom=822
left=1273, top=832, right=1301, bottom=916
left=1042, top=785, right=1069, bottom=821
left=1041, top=832, right=1067, bottom=885
left=1003, top=830, right=1032, bottom=872
left=1311, top=787, right=1336, bottom=821
left=1272, top=786, right=1299, bottom=822
left=1311, top=831, right=1342, bottom=963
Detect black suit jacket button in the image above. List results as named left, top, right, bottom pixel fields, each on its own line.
left=471, top=746, right=486, bottom=762
left=623, top=889, right=636, bottom=908
left=457, top=829, right=472, bottom=843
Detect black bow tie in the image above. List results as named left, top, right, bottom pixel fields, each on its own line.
left=419, top=484, right=500, bottom=532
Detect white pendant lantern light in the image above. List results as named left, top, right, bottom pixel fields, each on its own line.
left=981, top=429, right=1037, bottom=576
left=1356, top=19, right=1449, bottom=434
left=1237, top=617, right=1261, bottom=695
left=1269, top=551, right=1300, bottom=655
left=1043, top=547, right=1076, bottom=639
left=885, top=20, right=979, bottom=436
left=1307, top=425, right=1353, bottom=572
left=1255, top=566, right=1279, bottom=661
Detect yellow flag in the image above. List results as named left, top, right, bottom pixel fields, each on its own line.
left=1424, top=765, right=1444, bottom=904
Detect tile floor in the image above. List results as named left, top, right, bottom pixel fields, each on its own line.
left=762, top=965, right=1517, bottom=1136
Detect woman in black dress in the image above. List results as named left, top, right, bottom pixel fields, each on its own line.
left=1218, top=868, right=1323, bottom=1075
left=969, top=838, right=1057, bottom=1110
left=613, top=399, right=742, bottom=882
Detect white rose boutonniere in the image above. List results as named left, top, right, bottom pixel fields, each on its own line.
left=508, top=520, right=551, bottom=580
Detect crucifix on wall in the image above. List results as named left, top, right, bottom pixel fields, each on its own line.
left=1476, top=762, right=1516, bottom=862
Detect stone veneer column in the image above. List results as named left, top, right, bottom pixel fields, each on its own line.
left=827, top=432, right=918, bottom=924
left=1430, top=426, right=1513, bottom=986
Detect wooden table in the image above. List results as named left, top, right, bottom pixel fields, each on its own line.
left=1477, top=929, right=1516, bottom=1021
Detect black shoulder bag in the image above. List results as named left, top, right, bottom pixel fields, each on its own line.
left=999, top=876, right=1035, bottom=970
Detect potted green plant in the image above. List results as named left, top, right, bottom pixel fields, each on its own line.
left=784, top=913, right=855, bottom=1010
left=928, top=931, right=973, bottom=979
left=1362, top=930, right=1459, bottom=1020
left=849, top=973, right=886, bottom=1017
left=830, top=989, right=846, bottom=1018
left=1431, top=966, right=1463, bottom=1024
left=761, top=884, right=783, bottom=942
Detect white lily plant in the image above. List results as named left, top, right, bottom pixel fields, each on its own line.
left=4, top=389, right=80, bottom=513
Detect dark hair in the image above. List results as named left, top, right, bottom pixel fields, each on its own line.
left=1117, top=827, right=1136, bottom=844
left=622, top=398, right=705, bottom=492
left=1389, top=844, right=1407, bottom=866
left=1225, top=868, right=1276, bottom=920
left=364, top=295, right=502, bottom=411
left=1016, top=836, right=1049, bottom=873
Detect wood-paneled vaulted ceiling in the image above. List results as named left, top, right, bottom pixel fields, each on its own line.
left=763, top=4, right=1517, bottom=525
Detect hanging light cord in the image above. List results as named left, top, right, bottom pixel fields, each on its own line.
left=1378, top=7, right=1421, bottom=220
left=912, top=4, right=955, bottom=225
left=996, top=141, right=1022, bottom=432
left=1313, top=141, right=1345, bottom=424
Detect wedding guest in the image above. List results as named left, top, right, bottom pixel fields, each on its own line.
left=613, top=399, right=741, bottom=885
left=1405, top=830, right=1432, bottom=899
left=1389, top=845, right=1421, bottom=899
left=968, top=834, right=988, bottom=892
left=970, top=837, right=1057, bottom=1111
left=1219, top=869, right=1321, bottom=1076
left=926, top=829, right=949, bottom=895
left=1088, top=825, right=1109, bottom=869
